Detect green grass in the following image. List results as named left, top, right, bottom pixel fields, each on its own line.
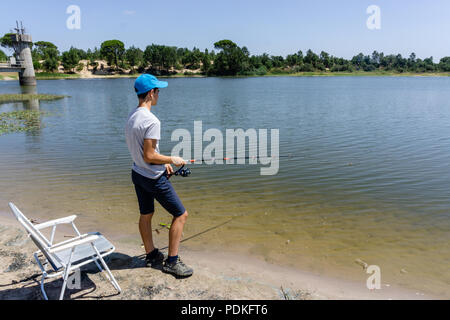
left=35, top=72, right=80, bottom=80
left=0, top=93, right=63, bottom=134
left=0, top=72, right=19, bottom=80
left=263, top=71, right=450, bottom=77
left=0, top=94, right=67, bottom=104
left=0, top=110, right=49, bottom=135
left=2, top=70, right=445, bottom=82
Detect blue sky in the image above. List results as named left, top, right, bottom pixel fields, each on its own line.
left=1, top=0, right=449, bottom=61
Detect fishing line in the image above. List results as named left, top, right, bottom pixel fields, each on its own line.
left=168, top=154, right=296, bottom=178
left=186, top=154, right=294, bottom=163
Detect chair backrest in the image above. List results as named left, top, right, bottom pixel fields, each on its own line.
left=8, top=202, right=60, bottom=270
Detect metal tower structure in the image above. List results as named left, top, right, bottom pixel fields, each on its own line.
left=10, top=21, right=36, bottom=86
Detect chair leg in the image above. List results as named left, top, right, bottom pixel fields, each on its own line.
left=40, top=274, right=48, bottom=300
left=91, top=245, right=121, bottom=293
left=34, top=253, right=49, bottom=300
left=91, top=256, right=103, bottom=273
left=92, top=255, right=112, bottom=282
left=59, top=248, right=74, bottom=300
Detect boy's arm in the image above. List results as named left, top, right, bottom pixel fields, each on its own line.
left=143, top=139, right=185, bottom=166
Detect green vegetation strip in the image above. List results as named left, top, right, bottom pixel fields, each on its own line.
left=36, top=72, right=80, bottom=79
left=0, top=94, right=66, bottom=103
left=0, top=110, right=48, bottom=135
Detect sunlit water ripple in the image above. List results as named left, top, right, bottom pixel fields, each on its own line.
left=0, top=76, right=449, bottom=296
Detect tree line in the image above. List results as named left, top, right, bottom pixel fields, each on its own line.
left=1, top=34, right=449, bottom=75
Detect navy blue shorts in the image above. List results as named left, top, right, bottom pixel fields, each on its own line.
left=131, top=170, right=186, bottom=217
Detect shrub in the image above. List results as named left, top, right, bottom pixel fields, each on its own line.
left=269, top=67, right=286, bottom=74
left=255, top=66, right=267, bottom=76
left=300, top=63, right=315, bottom=72
left=76, top=62, right=85, bottom=72
left=33, top=60, right=42, bottom=70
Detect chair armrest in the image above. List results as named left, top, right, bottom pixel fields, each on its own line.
left=35, top=215, right=77, bottom=230
left=48, top=234, right=99, bottom=253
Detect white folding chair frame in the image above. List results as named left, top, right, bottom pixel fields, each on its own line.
left=8, top=202, right=121, bottom=300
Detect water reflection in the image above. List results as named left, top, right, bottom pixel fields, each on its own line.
left=0, top=85, right=42, bottom=136
left=21, top=85, right=40, bottom=110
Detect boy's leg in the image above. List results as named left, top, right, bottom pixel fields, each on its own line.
left=132, top=170, right=165, bottom=266
left=155, top=174, right=193, bottom=276
left=168, top=211, right=188, bottom=257
left=165, top=210, right=193, bottom=276
left=139, top=213, right=155, bottom=254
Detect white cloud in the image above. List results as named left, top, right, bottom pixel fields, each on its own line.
left=123, top=10, right=135, bottom=15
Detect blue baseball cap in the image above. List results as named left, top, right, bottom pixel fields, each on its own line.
left=134, top=74, right=168, bottom=95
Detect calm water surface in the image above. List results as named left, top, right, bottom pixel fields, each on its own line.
left=0, top=77, right=449, bottom=296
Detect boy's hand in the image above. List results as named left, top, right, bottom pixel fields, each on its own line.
left=171, top=156, right=186, bottom=167
left=165, top=164, right=174, bottom=176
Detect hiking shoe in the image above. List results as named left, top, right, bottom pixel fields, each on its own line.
left=162, top=257, right=193, bottom=277
left=146, top=250, right=166, bottom=267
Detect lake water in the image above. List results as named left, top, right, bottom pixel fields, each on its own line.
left=0, top=76, right=449, bottom=297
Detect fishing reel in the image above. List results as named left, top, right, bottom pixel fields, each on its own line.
left=173, top=165, right=191, bottom=177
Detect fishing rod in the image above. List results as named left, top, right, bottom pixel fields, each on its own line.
left=168, top=154, right=295, bottom=178
left=185, top=154, right=294, bottom=163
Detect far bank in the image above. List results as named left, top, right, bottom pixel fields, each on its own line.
left=0, top=71, right=449, bottom=82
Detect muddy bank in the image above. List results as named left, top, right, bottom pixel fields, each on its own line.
left=0, top=215, right=431, bottom=300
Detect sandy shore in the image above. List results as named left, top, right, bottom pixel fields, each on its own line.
left=0, top=213, right=434, bottom=300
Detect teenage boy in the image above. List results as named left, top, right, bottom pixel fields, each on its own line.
left=125, top=74, right=193, bottom=277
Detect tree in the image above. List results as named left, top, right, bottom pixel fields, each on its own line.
left=143, top=44, right=177, bottom=74
left=33, top=41, right=56, bottom=59
left=351, top=53, right=364, bottom=70
left=423, top=57, right=435, bottom=72
left=100, top=40, right=125, bottom=69
left=303, top=50, right=320, bottom=70
left=0, top=33, right=15, bottom=50
left=87, top=47, right=101, bottom=60
left=371, top=50, right=381, bottom=67
left=69, top=47, right=87, bottom=60
left=260, top=53, right=273, bottom=69
left=144, top=44, right=161, bottom=71
left=0, top=49, right=7, bottom=62
left=392, top=54, right=406, bottom=72
left=319, top=51, right=332, bottom=69
left=271, top=56, right=285, bottom=68
left=286, top=51, right=303, bottom=67
left=144, top=44, right=163, bottom=71
left=211, top=40, right=249, bottom=76
left=61, top=47, right=80, bottom=72
left=201, top=49, right=211, bottom=75
left=438, top=57, right=450, bottom=72
left=161, top=46, right=178, bottom=71
left=42, top=47, right=59, bottom=72
left=125, top=46, right=144, bottom=72
left=407, top=52, right=416, bottom=71
left=181, top=47, right=202, bottom=69
left=214, top=39, right=237, bottom=51
left=34, top=41, right=57, bottom=52
left=248, top=55, right=263, bottom=69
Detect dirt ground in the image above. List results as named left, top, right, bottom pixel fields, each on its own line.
left=0, top=215, right=429, bottom=300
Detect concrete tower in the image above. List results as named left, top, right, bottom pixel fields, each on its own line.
left=11, top=21, right=36, bottom=86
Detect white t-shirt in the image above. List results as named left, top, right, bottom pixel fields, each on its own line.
left=125, top=107, right=165, bottom=179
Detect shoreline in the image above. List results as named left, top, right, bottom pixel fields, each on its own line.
left=0, top=71, right=449, bottom=82
left=0, top=212, right=436, bottom=300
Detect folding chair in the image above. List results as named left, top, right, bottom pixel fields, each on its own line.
left=8, top=202, right=122, bottom=300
